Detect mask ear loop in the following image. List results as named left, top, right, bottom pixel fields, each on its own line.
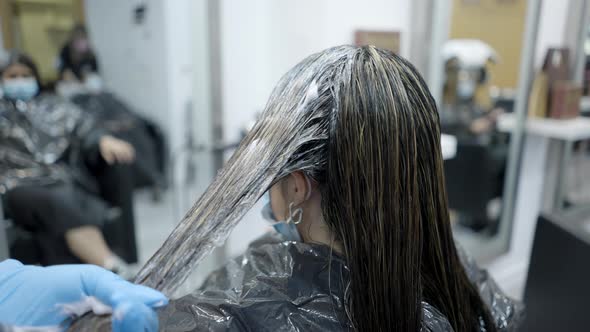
left=286, top=175, right=312, bottom=225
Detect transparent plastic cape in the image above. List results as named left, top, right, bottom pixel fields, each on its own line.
left=0, top=95, right=101, bottom=193
left=157, top=233, right=523, bottom=331
left=69, top=92, right=166, bottom=186
left=70, top=92, right=141, bottom=133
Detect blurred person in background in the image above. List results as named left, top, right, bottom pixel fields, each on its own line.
left=56, top=25, right=167, bottom=194
left=58, top=24, right=99, bottom=83
left=440, top=39, right=508, bottom=233
left=0, top=50, right=138, bottom=269
left=441, top=39, right=503, bottom=141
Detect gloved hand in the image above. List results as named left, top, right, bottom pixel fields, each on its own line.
left=0, top=259, right=168, bottom=331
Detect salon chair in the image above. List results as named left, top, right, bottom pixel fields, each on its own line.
left=0, top=193, right=122, bottom=265
left=444, top=140, right=505, bottom=232
left=522, top=213, right=590, bottom=331
left=0, top=194, right=9, bottom=261
left=0, top=193, right=42, bottom=264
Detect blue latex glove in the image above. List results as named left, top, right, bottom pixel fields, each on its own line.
left=0, top=259, right=168, bottom=331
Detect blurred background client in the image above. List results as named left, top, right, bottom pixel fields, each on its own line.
left=0, top=51, right=134, bottom=275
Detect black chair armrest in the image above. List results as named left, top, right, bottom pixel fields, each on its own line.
left=0, top=194, right=10, bottom=261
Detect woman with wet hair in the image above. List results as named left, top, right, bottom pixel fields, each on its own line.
left=75, top=45, right=523, bottom=331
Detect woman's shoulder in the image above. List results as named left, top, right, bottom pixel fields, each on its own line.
left=159, top=234, right=351, bottom=331
left=422, top=302, right=454, bottom=332
left=200, top=232, right=347, bottom=292
left=454, top=243, right=525, bottom=330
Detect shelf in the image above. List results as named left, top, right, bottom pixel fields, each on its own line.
left=498, top=113, right=590, bottom=141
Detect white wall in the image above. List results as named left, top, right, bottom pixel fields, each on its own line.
left=220, top=0, right=411, bottom=145
left=84, top=0, right=193, bottom=154
left=534, top=0, right=571, bottom=69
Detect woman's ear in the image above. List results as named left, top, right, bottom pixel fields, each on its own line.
left=289, top=171, right=310, bottom=206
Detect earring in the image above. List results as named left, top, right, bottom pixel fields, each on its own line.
left=286, top=202, right=303, bottom=225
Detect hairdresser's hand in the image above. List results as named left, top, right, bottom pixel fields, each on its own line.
left=62, top=69, right=78, bottom=82
left=0, top=259, right=167, bottom=332
left=469, top=117, right=493, bottom=134
left=99, top=135, right=136, bottom=164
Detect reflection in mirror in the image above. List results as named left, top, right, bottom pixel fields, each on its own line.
left=436, top=0, right=528, bottom=262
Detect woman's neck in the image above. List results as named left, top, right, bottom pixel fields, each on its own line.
left=297, top=196, right=343, bottom=254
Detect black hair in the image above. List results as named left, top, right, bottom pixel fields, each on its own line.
left=0, top=50, right=43, bottom=91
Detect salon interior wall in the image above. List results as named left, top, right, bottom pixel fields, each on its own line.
left=220, top=0, right=412, bottom=257
left=535, top=0, right=570, bottom=69
left=84, top=0, right=208, bottom=231
left=84, top=0, right=194, bottom=169
left=85, top=0, right=228, bottom=290
left=220, top=0, right=411, bottom=147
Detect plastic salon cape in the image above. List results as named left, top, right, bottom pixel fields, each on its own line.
left=159, top=233, right=524, bottom=331
left=70, top=92, right=167, bottom=187
left=0, top=95, right=103, bottom=193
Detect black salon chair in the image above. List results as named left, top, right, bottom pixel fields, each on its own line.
left=522, top=213, right=590, bottom=331
left=444, top=141, right=505, bottom=232
left=0, top=193, right=41, bottom=263
left=0, top=195, right=9, bottom=261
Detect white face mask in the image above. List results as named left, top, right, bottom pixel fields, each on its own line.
left=457, top=80, right=475, bottom=100
left=2, top=77, right=39, bottom=101
left=84, top=74, right=103, bottom=93
left=56, top=81, right=87, bottom=98
left=261, top=192, right=303, bottom=242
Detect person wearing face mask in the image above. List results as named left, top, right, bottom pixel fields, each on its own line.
left=55, top=26, right=167, bottom=194
left=58, top=24, right=99, bottom=83
left=0, top=50, right=139, bottom=270
left=441, top=39, right=504, bottom=139
left=440, top=40, right=508, bottom=233
left=151, top=46, right=522, bottom=332
left=260, top=176, right=311, bottom=242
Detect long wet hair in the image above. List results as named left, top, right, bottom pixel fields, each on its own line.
left=129, top=45, right=497, bottom=331
left=316, top=47, right=496, bottom=331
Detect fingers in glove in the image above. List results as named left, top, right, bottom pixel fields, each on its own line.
left=112, top=301, right=159, bottom=332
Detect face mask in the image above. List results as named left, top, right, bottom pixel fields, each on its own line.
left=2, top=78, right=39, bottom=101
left=457, top=80, right=475, bottom=100
left=56, top=81, right=87, bottom=98
left=261, top=192, right=303, bottom=242
left=84, top=74, right=103, bottom=93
